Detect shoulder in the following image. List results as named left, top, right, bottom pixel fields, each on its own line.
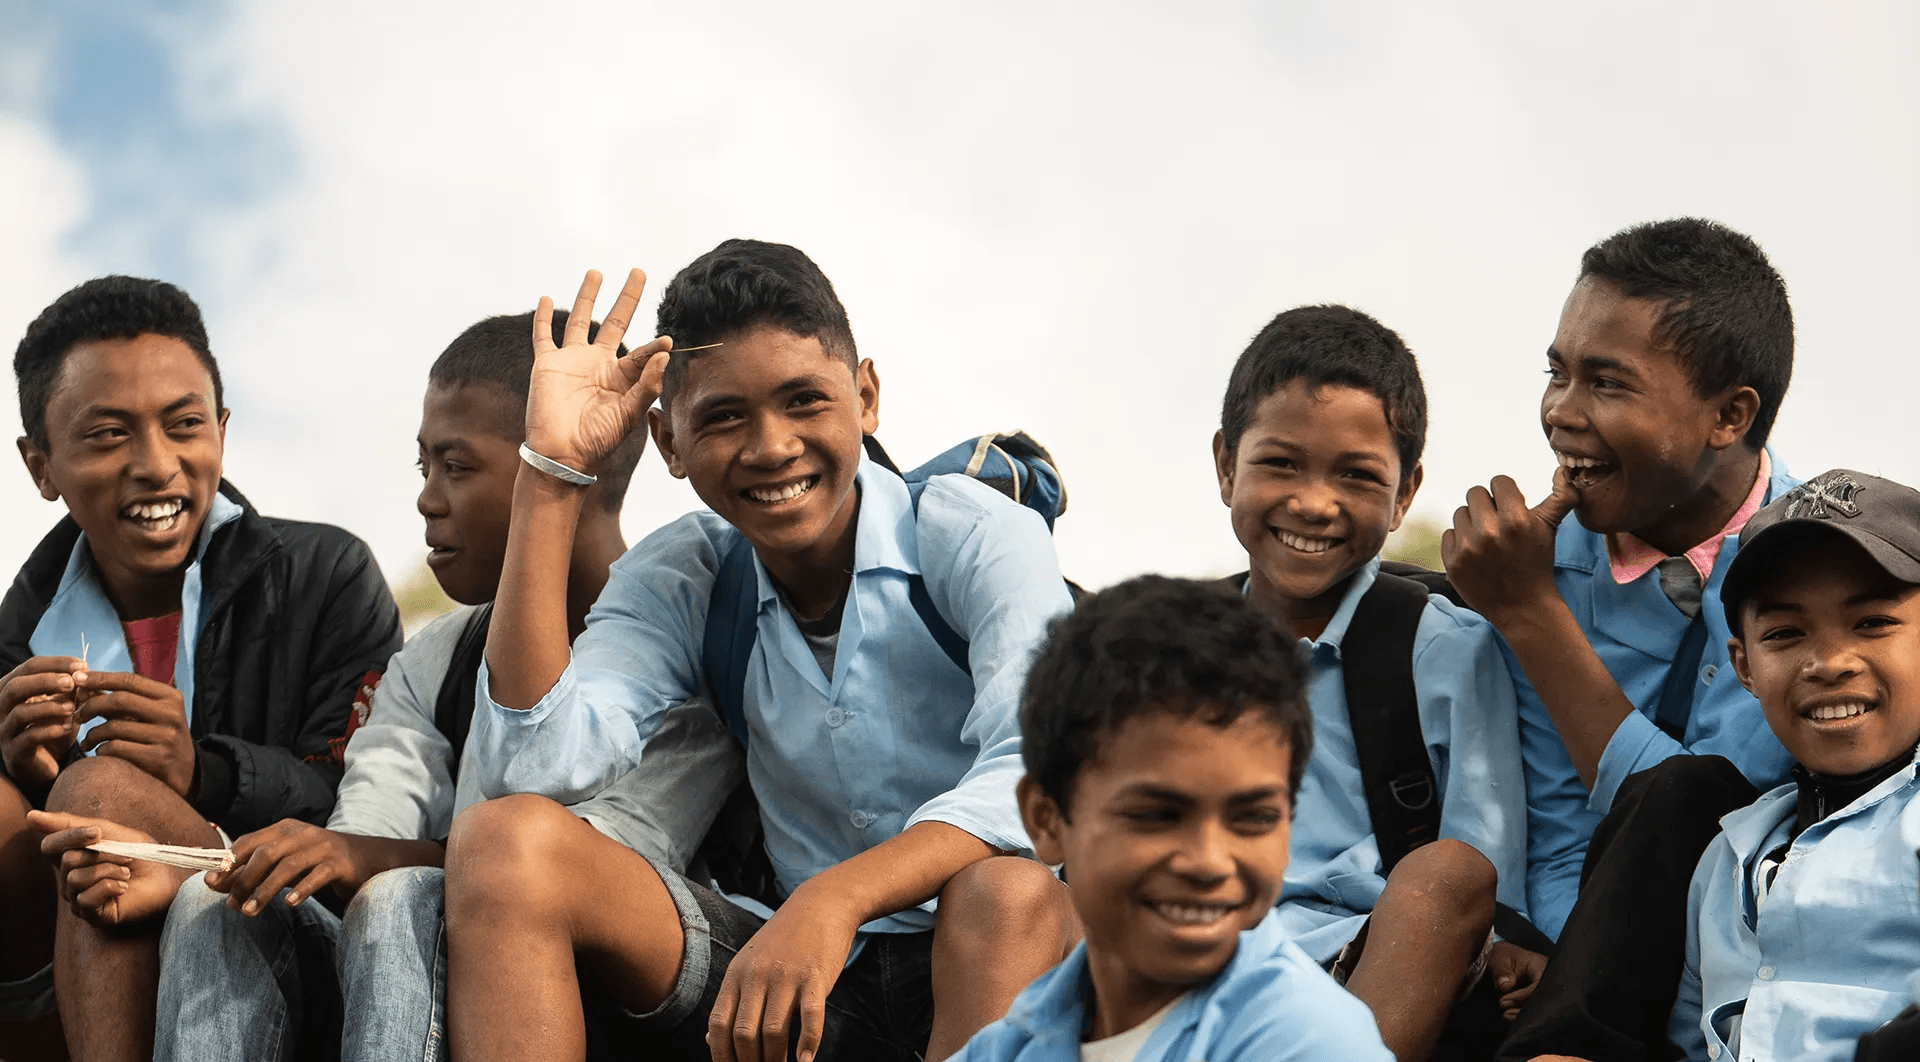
left=400, top=605, right=481, bottom=661
left=913, top=473, right=1055, bottom=561
left=614, top=509, right=738, bottom=580
left=1209, top=935, right=1389, bottom=1057
left=0, top=515, right=81, bottom=659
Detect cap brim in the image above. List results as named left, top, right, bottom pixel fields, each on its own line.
left=1723, top=520, right=1920, bottom=630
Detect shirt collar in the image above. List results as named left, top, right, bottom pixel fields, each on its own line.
left=752, top=456, right=913, bottom=608
left=1301, top=558, right=1382, bottom=659
left=1606, top=448, right=1771, bottom=586
left=54, top=490, right=244, bottom=601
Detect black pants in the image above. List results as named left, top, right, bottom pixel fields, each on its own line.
left=1497, top=755, right=1759, bottom=1062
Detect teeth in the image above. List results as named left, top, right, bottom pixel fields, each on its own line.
left=1154, top=902, right=1234, bottom=926
left=1279, top=531, right=1337, bottom=554
left=122, top=499, right=185, bottom=520
left=1809, top=702, right=1870, bottom=721
left=1556, top=453, right=1608, bottom=470
left=746, top=478, right=815, bottom=504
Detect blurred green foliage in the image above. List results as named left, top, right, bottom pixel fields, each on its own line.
left=1384, top=514, right=1446, bottom=571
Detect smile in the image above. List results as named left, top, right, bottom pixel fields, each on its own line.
left=120, top=498, right=188, bottom=534
left=1147, top=900, right=1240, bottom=927
left=1277, top=531, right=1340, bottom=555
left=1803, top=700, right=1875, bottom=723
left=743, top=476, right=819, bottom=505
left=1555, top=451, right=1615, bottom=489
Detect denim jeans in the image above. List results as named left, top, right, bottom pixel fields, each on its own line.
left=338, top=866, right=449, bottom=1062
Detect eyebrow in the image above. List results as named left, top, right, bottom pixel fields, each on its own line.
left=1547, top=347, right=1641, bottom=380
left=1754, top=589, right=1909, bottom=615
left=1245, top=437, right=1391, bottom=467
left=1115, top=783, right=1290, bottom=805
left=421, top=438, right=475, bottom=455
left=75, top=393, right=209, bottom=422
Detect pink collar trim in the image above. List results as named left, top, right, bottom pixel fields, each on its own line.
left=1607, top=450, right=1771, bottom=585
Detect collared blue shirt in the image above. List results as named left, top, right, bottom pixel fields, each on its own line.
left=950, top=908, right=1393, bottom=1062
left=1517, top=456, right=1799, bottom=940
left=1670, top=764, right=1920, bottom=1061
left=1277, top=559, right=1530, bottom=964
left=469, top=458, right=1071, bottom=933
left=29, top=492, right=245, bottom=745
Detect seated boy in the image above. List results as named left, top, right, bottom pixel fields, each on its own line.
left=0, top=276, right=403, bottom=1062
left=1664, top=469, right=1920, bottom=1060
left=1211, top=304, right=1536, bottom=1059
left=446, top=241, right=1081, bottom=1062
left=952, top=575, right=1393, bottom=1061
left=1444, top=217, right=1800, bottom=944
left=136, top=310, right=741, bottom=1062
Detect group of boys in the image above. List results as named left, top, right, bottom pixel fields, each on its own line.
left=0, top=218, right=1914, bottom=1062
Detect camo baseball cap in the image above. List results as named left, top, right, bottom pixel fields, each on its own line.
left=1722, top=469, right=1920, bottom=633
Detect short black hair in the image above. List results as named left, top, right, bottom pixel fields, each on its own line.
left=1218, top=305, right=1427, bottom=478
left=1579, top=218, right=1794, bottom=450
left=428, top=310, right=639, bottom=513
left=14, top=275, right=224, bottom=451
left=654, top=239, right=857, bottom=409
left=1020, top=575, right=1312, bottom=818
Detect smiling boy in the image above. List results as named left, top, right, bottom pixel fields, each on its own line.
left=0, top=276, right=402, bottom=1062
left=952, top=576, right=1392, bottom=1061
left=445, top=241, right=1079, bottom=1062
left=1213, top=305, right=1534, bottom=1060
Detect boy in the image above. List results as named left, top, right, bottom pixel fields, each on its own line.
left=446, top=241, right=1081, bottom=1062
left=1668, top=469, right=1920, bottom=1059
left=0, top=275, right=402, bottom=1062
left=1443, top=217, right=1799, bottom=942
left=1211, top=304, right=1536, bottom=1060
left=953, top=575, right=1392, bottom=1061
left=133, top=310, right=741, bottom=1062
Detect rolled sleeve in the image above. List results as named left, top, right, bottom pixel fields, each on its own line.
left=1591, top=709, right=1681, bottom=814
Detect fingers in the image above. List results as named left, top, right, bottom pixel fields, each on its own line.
left=532, top=296, right=558, bottom=355
left=707, top=971, right=744, bottom=1062
left=594, top=268, right=649, bottom=352
left=79, top=719, right=170, bottom=755
left=74, top=669, right=175, bottom=700
left=1, top=698, right=77, bottom=744
left=1532, top=465, right=1579, bottom=528
left=1489, top=475, right=1528, bottom=514
left=794, top=979, right=829, bottom=1062
left=565, top=270, right=603, bottom=349
left=238, top=846, right=328, bottom=915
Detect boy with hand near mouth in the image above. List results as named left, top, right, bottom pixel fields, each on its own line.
left=0, top=276, right=402, bottom=1062
left=137, top=310, right=740, bottom=1062
left=1212, top=305, right=1535, bottom=1060
left=448, top=240, right=1080, bottom=1062
left=950, top=575, right=1393, bottom=1061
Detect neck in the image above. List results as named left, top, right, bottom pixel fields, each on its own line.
left=1082, top=947, right=1192, bottom=1042
left=565, top=512, right=628, bottom=641
left=1791, top=744, right=1919, bottom=837
left=92, top=552, right=187, bottom=623
left=759, top=491, right=860, bottom=622
left=1247, top=566, right=1353, bottom=643
left=1636, top=445, right=1763, bottom=557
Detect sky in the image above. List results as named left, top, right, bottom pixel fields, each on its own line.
left=1, top=0, right=1916, bottom=601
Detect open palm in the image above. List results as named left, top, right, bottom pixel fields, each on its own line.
left=525, top=268, right=672, bottom=472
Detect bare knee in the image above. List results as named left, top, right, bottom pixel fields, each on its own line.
left=1382, top=839, right=1496, bottom=924
left=46, top=755, right=150, bottom=816
left=937, top=857, right=1075, bottom=952
left=444, top=794, right=581, bottom=920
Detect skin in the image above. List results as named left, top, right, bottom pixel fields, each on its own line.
left=1443, top=276, right=1764, bottom=787
left=1729, top=537, right=1920, bottom=777
left=1212, top=381, right=1421, bottom=641
left=460, top=269, right=1068, bottom=1062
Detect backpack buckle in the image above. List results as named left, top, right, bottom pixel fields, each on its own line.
left=1388, top=772, right=1434, bottom=811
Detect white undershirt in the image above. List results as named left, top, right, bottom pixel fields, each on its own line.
left=1080, top=993, right=1189, bottom=1062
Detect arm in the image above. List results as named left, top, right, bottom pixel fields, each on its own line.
left=205, top=820, right=444, bottom=913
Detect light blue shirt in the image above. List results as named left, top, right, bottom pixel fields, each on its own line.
left=1670, top=764, right=1920, bottom=1061
left=468, top=458, right=1071, bottom=933
left=950, top=908, right=1393, bottom=1062
left=29, top=492, right=245, bottom=746
left=1517, top=457, right=1799, bottom=940
left=1278, top=559, right=1530, bottom=964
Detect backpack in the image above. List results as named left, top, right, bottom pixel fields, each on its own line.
left=693, top=432, right=1073, bottom=902
left=433, top=603, right=494, bottom=790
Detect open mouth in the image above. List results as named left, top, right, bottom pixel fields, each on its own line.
left=1275, top=530, right=1341, bottom=556
left=1802, top=699, right=1876, bottom=726
left=1146, top=899, right=1242, bottom=928
left=426, top=542, right=458, bottom=566
left=742, top=475, right=819, bottom=506
left=1556, top=452, right=1615, bottom=491
left=120, top=497, right=188, bottom=535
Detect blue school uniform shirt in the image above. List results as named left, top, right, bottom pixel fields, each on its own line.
left=950, top=908, right=1394, bottom=1062
left=1669, top=763, right=1920, bottom=1061
left=28, top=492, right=245, bottom=745
left=467, top=457, right=1071, bottom=934
left=1519, top=456, right=1800, bottom=940
left=1278, top=558, right=1530, bottom=964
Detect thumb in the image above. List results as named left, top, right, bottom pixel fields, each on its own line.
left=1531, top=466, right=1579, bottom=529
left=24, top=809, right=78, bottom=835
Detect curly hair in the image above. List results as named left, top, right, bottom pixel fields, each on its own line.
left=1020, top=575, right=1312, bottom=817
left=15, top=276, right=223, bottom=450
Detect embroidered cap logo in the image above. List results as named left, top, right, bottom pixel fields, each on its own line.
left=1783, top=472, right=1865, bottom=521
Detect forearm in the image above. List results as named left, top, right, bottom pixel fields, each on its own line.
left=790, top=821, right=996, bottom=926
left=485, top=466, right=589, bottom=709
left=337, top=834, right=444, bottom=896
left=1492, top=601, right=1635, bottom=789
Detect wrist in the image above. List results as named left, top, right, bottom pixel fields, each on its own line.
left=518, top=442, right=597, bottom=487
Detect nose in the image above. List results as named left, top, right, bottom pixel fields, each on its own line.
left=127, top=422, right=183, bottom=489
left=739, top=410, right=805, bottom=469
left=1541, top=384, right=1586, bottom=434
left=1284, top=479, right=1339, bottom=524
left=1804, top=631, right=1866, bottom=685
left=417, top=467, right=448, bottom=520
left=1167, top=818, right=1235, bottom=885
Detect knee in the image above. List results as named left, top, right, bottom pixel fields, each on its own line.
left=938, top=857, right=1073, bottom=947
left=344, top=866, right=445, bottom=942
left=443, top=794, right=575, bottom=914
left=46, top=754, right=148, bottom=816
left=1384, top=839, right=1496, bottom=923
left=159, top=874, right=279, bottom=958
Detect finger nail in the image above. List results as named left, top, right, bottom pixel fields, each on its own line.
left=243, top=901, right=258, bottom=914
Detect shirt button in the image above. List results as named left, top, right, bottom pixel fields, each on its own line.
left=1707, top=1045, right=1721, bottom=1060
left=825, top=708, right=846, bottom=728
left=1757, top=965, right=1775, bottom=981
left=1700, top=663, right=1719, bottom=685
left=849, top=809, right=873, bottom=829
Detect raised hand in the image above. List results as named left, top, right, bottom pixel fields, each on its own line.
left=1442, top=468, right=1580, bottom=628
left=524, top=268, right=673, bottom=474
left=29, top=810, right=181, bottom=927
left=74, top=670, right=196, bottom=799
left=0, top=656, right=85, bottom=787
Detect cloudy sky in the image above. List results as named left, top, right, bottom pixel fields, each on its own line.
left=2, top=0, right=1916, bottom=599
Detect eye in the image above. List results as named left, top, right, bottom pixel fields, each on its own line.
left=443, top=460, right=470, bottom=477
left=84, top=425, right=129, bottom=444
left=1119, top=807, right=1181, bottom=828
left=1858, top=615, right=1899, bottom=632
left=1591, top=376, right=1628, bottom=392
left=1759, top=624, right=1803, bottom=643
left=415, top=457, right=428, bottom=478
left=1341, top=468, right=1388, bottom=486
left=1543, top=365, right=1568, bottom=383
left=702, top=409, right=742, bottom=428
left=171, top=414, right=206, bottom=432
left=1232, top=807, right=1285, bottom=833
left=1257, top=456, right=1295, bottom=471
left=789, top=390, right=829, bottom=410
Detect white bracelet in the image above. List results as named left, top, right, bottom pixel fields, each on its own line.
left=518, top=443, right=597, bottom=486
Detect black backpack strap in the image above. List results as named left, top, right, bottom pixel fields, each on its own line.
left=1378, top=559, right=1466, bottom=609
left=1341, top=571, right=1442, bottom=874
left=904, top=479, right=973, bottom=678
left=702, top=536, right=760, bottom=748
left=433, top=602, right=494, bottom=781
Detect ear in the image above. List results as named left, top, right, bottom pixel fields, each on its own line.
left=17, top=436, right=58, bottom=502
left=646, top=407, right=688, bottom=480
left=855, top=359, right=880, bottom=436
left=1706, top=386, right=1762, bottom=452
left=1212, top=430, right=1235, bottom=507
left=217, top=407, right=231, bottom=443
left=1727, top=634, right=1756, bottom=694
left=1389, top=460, right=1425, bottom=533
left=1017, top=775, right=1069, bottom=868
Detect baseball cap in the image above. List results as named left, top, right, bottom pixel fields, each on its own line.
left=1722, top=469, right=1920, bottom=633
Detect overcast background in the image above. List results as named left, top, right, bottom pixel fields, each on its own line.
left=2, top=1, right=1915, bottom=614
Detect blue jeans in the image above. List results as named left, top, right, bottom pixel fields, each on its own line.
left=156, top=866, right=451, bottom=1062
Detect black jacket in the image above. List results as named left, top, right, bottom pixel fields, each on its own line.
left=0, top=482, right=403, bottom=835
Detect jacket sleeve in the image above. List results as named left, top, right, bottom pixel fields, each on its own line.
left=197, top=535, right=403, bottom=833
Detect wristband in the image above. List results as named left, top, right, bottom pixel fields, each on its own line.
left=518, top=443, right=597, bottom=486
